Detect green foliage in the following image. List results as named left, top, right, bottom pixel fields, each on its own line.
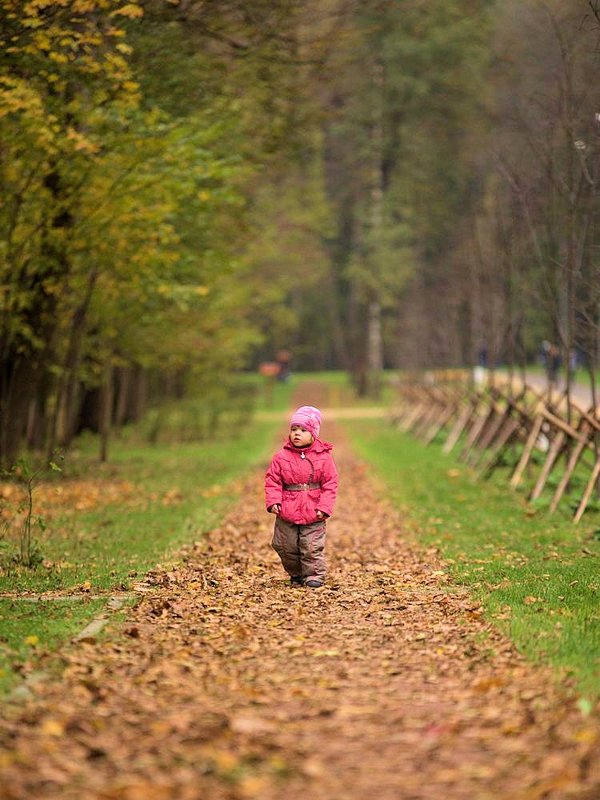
left=296, top=0, right=493, bottom=378
left=5, top=0, right=593, bottom=460
left=140, top=377, right=258, bottom=444
left=243, top=156, right=334, bottom=358
left=0, top=0, right=321, bottom=463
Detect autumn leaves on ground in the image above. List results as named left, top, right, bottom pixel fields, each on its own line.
left=1, top=419, right=600, bottom=799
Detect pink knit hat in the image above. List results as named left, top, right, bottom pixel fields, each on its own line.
left=290, top=405, right=322, bottom=439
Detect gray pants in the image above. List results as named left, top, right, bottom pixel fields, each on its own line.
left=272, top=517, right=327, bottom=583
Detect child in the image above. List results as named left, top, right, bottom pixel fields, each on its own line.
left=265, top=405, right=339, bottom=588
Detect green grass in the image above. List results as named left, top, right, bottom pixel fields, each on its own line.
left=0, top=420, right=283, bottom=594
left=0, top=373, right=309, bottom=696
left=0, top=389, right=293, bottom=696
left=0, top=598, right=106, bottom=695
left=345, top=418, right=600, bottom=701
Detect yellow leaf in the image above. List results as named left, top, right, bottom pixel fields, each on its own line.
left=66, top=127, right=99, bottom=155
left=112, top=3, right=144, bottom=18
left=41, top=719, right=65, bottom=737
left=238, top=776, right=269, bottom=798
left=73, top=1, right=97, bottom=11
left=574, top=727, right=598, bottom=745
left=24, top=635, right=39, bottom=646
left=210, top=749, right=239, bottom=773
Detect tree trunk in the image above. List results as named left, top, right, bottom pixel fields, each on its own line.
left=366, top=297, right=383, bottom=397
left=99, top=361, right=114, bottom=463
left=0, top=359, right=40, bottom=466
left=130, top=366, right=148, bottom=423
left=324, top=261, right=351, bottom=371
left=363, top=58, right=385, bottom=398
left=114, top=367, right=132, bottom=427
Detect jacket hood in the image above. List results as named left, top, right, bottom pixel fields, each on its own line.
left=283, top=436, right=333, bottom=454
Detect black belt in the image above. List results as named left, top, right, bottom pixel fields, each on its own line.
left=283, top=482, right=320, bottom=491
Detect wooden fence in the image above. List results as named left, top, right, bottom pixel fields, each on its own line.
left=390, top=371, right=600, bottom=522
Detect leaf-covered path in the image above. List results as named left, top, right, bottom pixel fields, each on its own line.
left=1, top=422, right=599, bottom=800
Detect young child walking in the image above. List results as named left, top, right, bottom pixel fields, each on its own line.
left=265, top=405, right=339, bottom=588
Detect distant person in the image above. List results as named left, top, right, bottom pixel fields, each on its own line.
left=568, top=348, right=578, bottom=375
left=474, top=343, right=489, bottom=385
left=546, top=344, right=561, bottom=387
left=265, top=405, right=339, bottom=589
left=477, top=344, right=488, bottom=368
left=540, top=340, right=551, bottom=368
left=275, top=349, right=292, bottom=382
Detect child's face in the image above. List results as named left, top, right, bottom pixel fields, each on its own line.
left=289, top=425, right=313, bottom=448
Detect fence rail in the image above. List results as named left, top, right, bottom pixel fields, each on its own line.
left=390, top=371, right=600, bottom=522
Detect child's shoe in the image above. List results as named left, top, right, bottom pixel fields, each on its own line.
left=305, top=579, right=323, bottom=588
left=290, top=576, right=303, bottom=587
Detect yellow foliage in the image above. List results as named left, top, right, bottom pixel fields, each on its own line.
left=33, top=32, right=52, bottom=51
left=22, top=16, right=44, bottom=30
left=72, top=0, right=97, bottom=11
left=111, top=3, right=143, bottom=19
left=66, top=126, right=100, bottom=154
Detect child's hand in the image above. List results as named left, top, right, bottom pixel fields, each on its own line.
left=316, top=509, right=327, bottom=520
left=270, top=504, right=281, bottom=515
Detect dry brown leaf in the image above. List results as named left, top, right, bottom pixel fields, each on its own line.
left=0, top=408, right=598, bottom=800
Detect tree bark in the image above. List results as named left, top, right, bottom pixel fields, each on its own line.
left=99, top=361, right=114, bottom=463
left=364, top=58, right=385, bottom=398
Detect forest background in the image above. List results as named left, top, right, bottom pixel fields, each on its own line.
left=1, top=0, right=600, bottom=467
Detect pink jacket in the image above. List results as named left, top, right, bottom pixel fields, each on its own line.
left=265, top=438, right=339, bottom=525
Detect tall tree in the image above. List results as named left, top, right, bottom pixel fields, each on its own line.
left=314, top=0, right=490, bottom=388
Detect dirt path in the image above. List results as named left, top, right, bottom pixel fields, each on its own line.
left=1, top=421, right=599, bottom=800
left=521, top=372, right=595, bottom=409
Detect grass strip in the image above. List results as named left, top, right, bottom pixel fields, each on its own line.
left=0, top=598, right=106, bottom=696
left=0, top=420, right=282, bottom=595
left=345, top=418, right=600, bottom=702
left=0, top=406, right=290, bottom=696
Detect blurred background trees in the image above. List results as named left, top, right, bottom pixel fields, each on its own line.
left=1, top=0, right=599, bottom=462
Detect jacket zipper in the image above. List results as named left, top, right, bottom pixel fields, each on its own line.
left=303, top=455, right=315, bottom=484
